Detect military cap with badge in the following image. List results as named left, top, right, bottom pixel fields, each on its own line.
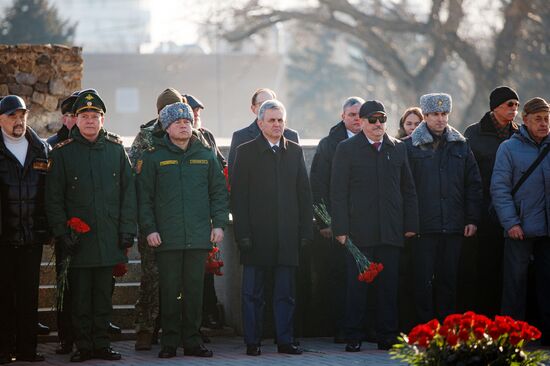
left=72, top=89, right=106, bottom=115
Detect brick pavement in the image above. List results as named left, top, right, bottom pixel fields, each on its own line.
left=23, top=337, right=404, bottom=366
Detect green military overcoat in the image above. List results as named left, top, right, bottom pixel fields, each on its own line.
left=45, top=128, right=137, bottom=268
left=137, top=134, right=229, bottom=251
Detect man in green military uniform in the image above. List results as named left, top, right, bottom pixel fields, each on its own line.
left=45, top=90, right=137, bottom=362
left=129, top=88, right=185, bottom=350
left=137, top=102, right=228, bottom=359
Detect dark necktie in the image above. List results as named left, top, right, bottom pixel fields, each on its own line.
left=272, top=145, right=280, bottom=154
left=372, top=141, right=381, bottom=151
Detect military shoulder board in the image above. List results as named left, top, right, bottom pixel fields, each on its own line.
left=105, top=132, right=123, bottom=144
left=53, top=138, right=73, bottom=149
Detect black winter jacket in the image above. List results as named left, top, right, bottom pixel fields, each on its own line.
left=310, top=121, right=348, bottom=227
left=331, top=133, right=419, bottom=247
left=0, top=127, right=50, bottom=246
left=464, top=112, right=519, bottom=210
left=405, top=122, right=482, bottom=235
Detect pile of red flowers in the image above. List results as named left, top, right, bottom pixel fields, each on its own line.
left=358, top=262, right=384, bottom=283
left=391, top=311, right=548, bottom=365
left=205, top=245, right=224, bottom=276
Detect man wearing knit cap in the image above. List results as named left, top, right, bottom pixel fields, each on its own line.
left=462, top=86, right=520, bottom=317
left=491, top=97, right=550, bottom=346
left=137, top=102, right=228, bottom=359
left=405, top=93, right=482, bottom=324
left=129, top=87, right=185, bottom=351
left=0, top=95, right=50, bottom=363
left=45, top=90, right=137, bottom=362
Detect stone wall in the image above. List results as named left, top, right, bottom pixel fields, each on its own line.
left=0, top=44, right=82, bottom=137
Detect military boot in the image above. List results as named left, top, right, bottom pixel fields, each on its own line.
left=134, top=331, right=153, bottom=351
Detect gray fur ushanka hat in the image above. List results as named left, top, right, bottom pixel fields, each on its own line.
left=420, top=93, right=452, bottom=115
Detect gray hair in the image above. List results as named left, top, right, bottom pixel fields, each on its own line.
left=343, top=96, right=365, bottom=112
left=258, top=99, right=287, bottom=121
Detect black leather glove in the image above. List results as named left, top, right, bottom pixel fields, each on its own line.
left=57, top=234, right=76, bottom=257
left=300, top=238, right=311, bottom=249
left=238, top=237, right=252, bottom=251
left=119, top=233, right=135, bottom=250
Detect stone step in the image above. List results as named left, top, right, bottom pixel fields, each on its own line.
left=39, top=260, right=142, bottom=285
left=39, top=282, right=140, bottom=309
left=38, top=304, right=137, bottom=331
left=41, top=241, right=141, bottom=263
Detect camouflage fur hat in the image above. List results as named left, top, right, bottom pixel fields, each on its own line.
left=159, top=102, right=194, bottom=130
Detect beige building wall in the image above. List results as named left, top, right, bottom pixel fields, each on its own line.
left=82, top=54, right=288, bottom=139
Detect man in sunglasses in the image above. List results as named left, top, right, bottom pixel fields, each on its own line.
left=331, top=100, right=419, bottom=352
left=405, top=93, right=482, bottom=325
left=461, top=86, right=520, bottom=318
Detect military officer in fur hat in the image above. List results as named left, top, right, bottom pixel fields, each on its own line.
left=405, top=93, right=482, bottom=324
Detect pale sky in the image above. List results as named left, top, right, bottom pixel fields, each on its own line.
left=143, top=0, right=494, bottom=49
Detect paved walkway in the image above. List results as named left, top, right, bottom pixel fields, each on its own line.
left=26, top=337, right=404, bottom=365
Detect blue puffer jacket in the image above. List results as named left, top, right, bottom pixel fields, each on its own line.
left=490, top=125, right=550, bottom=237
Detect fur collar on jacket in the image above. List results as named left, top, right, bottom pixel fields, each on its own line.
left=411, top=121, right=466, bottom=147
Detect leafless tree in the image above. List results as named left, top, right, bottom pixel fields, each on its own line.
left=221, top=0, right=545, bottom=121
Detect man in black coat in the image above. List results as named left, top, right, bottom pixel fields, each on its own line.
left=405, top=93, right=482, bottom=324
left=227, top=88, right=299, bottom=180
left=0, top=95, right=50, bottom=363
left=331, top=100, right=419, bottom=352
left=231, top=100, right=313, bottom=357
left=461, top=86, right=519, bottom=317
left=310, top=96, right=364, bottom=342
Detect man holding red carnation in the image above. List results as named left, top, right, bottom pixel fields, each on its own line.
left=331, top=100, right=419, bottom=351
left=45, top=90, right=137, bottom=362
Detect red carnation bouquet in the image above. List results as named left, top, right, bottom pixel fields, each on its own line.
left=391, top=311, right=549, bottom=365
left=205, top=244, right=224, bottom=276
left=56, top=217, right=90, bottom=311
left=313, top=203, right=383, bottom=283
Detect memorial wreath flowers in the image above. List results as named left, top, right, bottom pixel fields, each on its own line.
left=390, top=311, right=549, bottom=365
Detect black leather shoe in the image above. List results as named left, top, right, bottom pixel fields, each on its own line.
left=158, top=347, right=176, bottom=358
left=183, top=344, right=213, bottom=357
left=93, top=348, right=121, bottom=360
left=277, top=343, right=303, bottom=355
left=108, top=323, right=122, bottom=334
left=37, top=323, right=50, bottom=335
left=16, top=353, right=44, bottom=362
left=70, top=350, right=92, bottom=363
left=55, top=342, right=73, bottom=355
left=345, top=342, right=362, bottom=352
left=0, top=353, right=11, bottom=365
left=246, top=344, right=261, bottom=356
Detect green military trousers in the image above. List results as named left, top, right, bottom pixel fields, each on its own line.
left=69, top=266, right=113, bottom=351
left=156, top=249, right=208, bottom=349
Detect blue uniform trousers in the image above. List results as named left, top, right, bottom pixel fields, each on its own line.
left=242, top=265, right=295, bottom=345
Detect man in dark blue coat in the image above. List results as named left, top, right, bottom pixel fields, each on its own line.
left=405, top=93, right=482, bottom=324
left=310, top=96, right=364, bottom=342
left=227, top=88, right=299, bottom=180
left=231, top=100, right=312, bottom=357
left=331, top=100, right=419, bottom=352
